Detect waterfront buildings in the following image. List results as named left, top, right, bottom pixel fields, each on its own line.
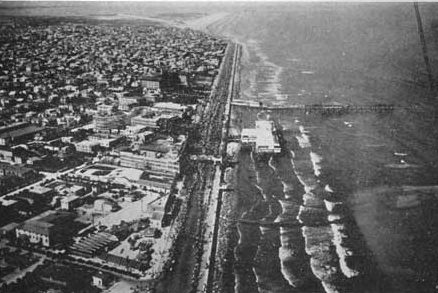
left=119, top=135, right=186, bottom=177
left=241, top=120, right=281, bottom=153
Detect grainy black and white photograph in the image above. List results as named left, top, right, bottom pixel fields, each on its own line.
left=1, top=1, right=438, bottom=293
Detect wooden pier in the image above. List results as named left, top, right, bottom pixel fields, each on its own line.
left=231, top=100, right=396, bottom=115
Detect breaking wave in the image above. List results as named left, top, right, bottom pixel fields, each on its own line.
left=288, top=122, right=363, bottom=292
left=310, top=152, right=323, bottom=177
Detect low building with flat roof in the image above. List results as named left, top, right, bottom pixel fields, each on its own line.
left=15, top=210, right=77, bottom=247
left=53, top=182, right=86, bottom=197
left=152, top=102, right=188, bottom=116
left=30, top=185, right=54, bottom=198
left=0, top=124, right=45, bottom=146
left=61, top=195, right=82, bottom=211
left=130, top=113, right=160, bottom=129
left=138, top=171, right=174, bottom=193
left=241, top=120, right=281, bottom=154
left=130, top=112, right=176, bottom=129
left=74, top=140, right=100, bottom=154
left=0, top=162, right=37, bottom=179
left=89, top=136, right=124, bottom=149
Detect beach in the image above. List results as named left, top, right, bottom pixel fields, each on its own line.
left=2, top=2, right=438, bottom=292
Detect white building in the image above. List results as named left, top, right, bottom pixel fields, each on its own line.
left=93, top=199, right=115, bottom=213
left=241, top=120, right=281, bottom=153
left=61, top=195, right=81, bottom=210
left=74, top=140, right=100, bottom=154
left=152, top=102, right=188, bottom=116
left=119, top=135, right=186, bottom=177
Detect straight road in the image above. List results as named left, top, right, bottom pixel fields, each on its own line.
left=153, top=42, right=237, bottom=293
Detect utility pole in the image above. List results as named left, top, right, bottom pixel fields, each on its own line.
left=414, top=1, right=434, bottom=90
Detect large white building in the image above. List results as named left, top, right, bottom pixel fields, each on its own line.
left=119, top=135, right=186, bottom=177
left=241, top=120, right=281, bottom=154
left=152, top=102, right=188, bottom=116
left=74, top=140, right=100, bottom=154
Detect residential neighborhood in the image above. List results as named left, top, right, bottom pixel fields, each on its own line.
left=0, top=15, right=230, bottom=293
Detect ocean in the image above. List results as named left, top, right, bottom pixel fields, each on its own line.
left=3, top=2, right=438, bottom=292
left=207, top=3, right=438, bottom=293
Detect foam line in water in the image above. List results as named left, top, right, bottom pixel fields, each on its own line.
left=325, top=185, right=334, bottom=193
left=252, top=267, right=261, bottom=292
left=324, top=200, right=343, bottom=213
left=281, top=181, right=294, bottom=197
left=322, top=281, right=342, bottom=293
left=328, top=214, right=343, bottom=222
left=292, top=170, right=318, bottom=193
left=296, top=133, right=311, bottom=148
left=331, top=223, right=360, bottom=278
left=268, top=155, right=276, bottom=172
left=299, top=125, right=308, bottom=134
left=310, top=152, right=323, bottom=177
left=236, top=225, right=244, bottom=246
left=279, top=246, right=306, bottom=288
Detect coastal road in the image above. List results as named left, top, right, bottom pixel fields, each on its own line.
left=153, top=42, right=237, bottom=293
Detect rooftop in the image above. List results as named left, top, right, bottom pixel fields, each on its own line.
left=20, top=210, right=76, bottom=235
left=255, top=120, right=279, bottom=148
left=0, top=162, right=34, bottom=173
left=241, top=120, right=280, bottom=153
left=0, top=125, right=45, bottom=139
left=139, top=171, right=174, bottom=185
left=30, top=185, right=53, bottom=195
left=153, top=102, right=188, bottom=111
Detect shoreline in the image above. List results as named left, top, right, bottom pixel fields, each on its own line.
left=211, top=41, right=243, bottom=293
left=207, top=15, right=388, bottom=292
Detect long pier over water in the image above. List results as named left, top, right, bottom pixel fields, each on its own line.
left=232, top=99, right=396, bottom=114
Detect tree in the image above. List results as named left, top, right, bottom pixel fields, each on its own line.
left=17, top=234, right=30, bottom=247
left=154, top=229, right=162, bottom=239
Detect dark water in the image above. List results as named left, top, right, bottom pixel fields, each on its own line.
left=208, top=3, right=438, bottom=293
left=4, top=2, right=438, bottom=292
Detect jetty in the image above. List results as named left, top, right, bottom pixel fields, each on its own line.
left=231, top=99, right=396, bottom=114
